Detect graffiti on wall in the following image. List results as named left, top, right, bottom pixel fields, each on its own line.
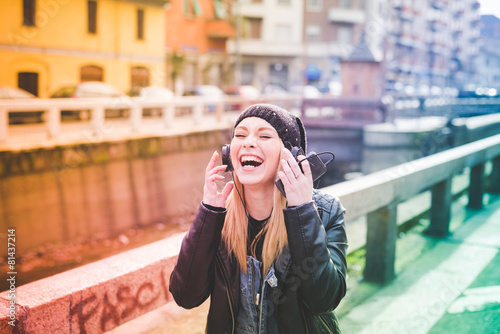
left=69, top=268, right=170, bottom=333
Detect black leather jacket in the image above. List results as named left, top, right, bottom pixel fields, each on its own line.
left=170, top=189, right=348, bottom=333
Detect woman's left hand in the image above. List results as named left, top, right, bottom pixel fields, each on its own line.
left=278, top=148, right=313, bottom=206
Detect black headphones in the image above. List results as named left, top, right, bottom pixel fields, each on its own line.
left=222, top=144, right=232, bottom=172
left=220, top=143, right=335, bottom=197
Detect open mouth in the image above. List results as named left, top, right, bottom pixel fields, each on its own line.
left=240, top=155, right=263, bottom=168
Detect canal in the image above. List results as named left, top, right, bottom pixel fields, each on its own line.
left=0, top=119, right=456, bottom=291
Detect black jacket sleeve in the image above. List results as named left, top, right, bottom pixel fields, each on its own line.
left=283, top=193, right=348, bottom=314
left=169, top=203, right=227, bottom=309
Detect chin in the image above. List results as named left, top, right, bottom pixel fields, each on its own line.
left=235, top=173, right=261, bottom=185
left=237, top=172, right=275, bottom=188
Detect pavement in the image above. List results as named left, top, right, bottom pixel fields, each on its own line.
left=338, top=195, right=500, bottom=334
left=109, top=196, right=500, bottom=334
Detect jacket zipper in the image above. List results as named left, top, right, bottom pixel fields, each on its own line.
left=301, top=309, right=311, bottom=334
left=216, top=255, right=235, bottom=334
left=318, top=314, right=333, bottom=332
left=258, top=283, right=265, bottom=334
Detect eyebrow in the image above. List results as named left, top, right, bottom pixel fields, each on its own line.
left=235, top=125, right=275, bottom=132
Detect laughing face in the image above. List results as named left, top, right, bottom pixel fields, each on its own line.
left=231, top=117, right=282, bottom=187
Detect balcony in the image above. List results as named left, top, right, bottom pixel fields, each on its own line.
left=227, top=39, right=302, bottom=57
left=430, top=20, right=445, bottom=32
left=470, top=18, right=481, bottom=28
left=328, top=7, right=365, bottom=24
left=206, top=20, right=236, bottom=39
left=396, top=36, right=416, bottom=48
left=432, top=0, right=446, bottom=10
left=453, top=46, right=462, bottom=55
left=453, top=9, right=464, bottom=19
left=129, top=0, right=170, bottom=6
left=398, top=7, right=414, bottom=21
left=428, top=42, right=450, bottom=56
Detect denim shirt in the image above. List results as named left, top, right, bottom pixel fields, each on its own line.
left=236, top=256, right=279, bottom=334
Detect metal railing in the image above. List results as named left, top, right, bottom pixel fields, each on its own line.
left=322, top=133, right=500, bottom=284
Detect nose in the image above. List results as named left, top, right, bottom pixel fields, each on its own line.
left=243, top=134, right=256, bottom=148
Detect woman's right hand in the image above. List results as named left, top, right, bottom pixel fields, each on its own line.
left=203, top=151, right=234, bottom=208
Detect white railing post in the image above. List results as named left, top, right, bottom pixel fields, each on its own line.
left=92, top=105, right=105, bottom=132
left=193, top=102, right=203, bottom=125
left=215, top=101, right=224, bottom=122
left=163, top=104, right=174, bottom=128
left=427, top=177, right=453, bottom=237
left=47, top=106, right=60, bottom=139
left=0, top=107, right=7, bottom=144
left=130, top=103, right=142, bottom=133
left=364, top=203, right=398, bottom=284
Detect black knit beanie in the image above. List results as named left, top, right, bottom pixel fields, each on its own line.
left=234, top=104, right=307, bottom=153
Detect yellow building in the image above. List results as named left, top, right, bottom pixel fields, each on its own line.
left=0, top=0, right=167, bottom=98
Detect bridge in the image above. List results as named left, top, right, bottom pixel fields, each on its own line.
left=0, top=96, right=499, bottom=333
left=2, top=95, right=499, bottom=147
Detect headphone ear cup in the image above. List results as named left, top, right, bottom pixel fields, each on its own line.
left=222, top=144, right=232, bottom=171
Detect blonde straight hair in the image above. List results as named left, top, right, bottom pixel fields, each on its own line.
left=222, top=163, right=288, bottom=275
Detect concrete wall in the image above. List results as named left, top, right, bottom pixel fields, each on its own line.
left=0, top=234, right=184, bottom=333
left=0, top=129, right=232, bottom=254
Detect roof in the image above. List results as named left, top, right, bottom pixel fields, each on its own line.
left=346, top=32, right=381, bottom=62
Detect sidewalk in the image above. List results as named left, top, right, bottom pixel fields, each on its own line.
left=338, top=197, right=500, bottom=334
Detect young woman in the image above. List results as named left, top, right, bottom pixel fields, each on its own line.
left=170, top=104, right=348, bottom=333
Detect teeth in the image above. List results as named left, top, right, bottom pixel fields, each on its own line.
left=240, top=156, right=263, bottom=164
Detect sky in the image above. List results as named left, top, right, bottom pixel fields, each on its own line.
left=478, top=0, right=500, bottom=18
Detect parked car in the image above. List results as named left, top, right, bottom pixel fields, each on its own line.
left=183, top=85, right=225, bottom=112
left=138, top=86, right=174, bottom=99
left=0, top=86, right=36, bottom=99
left=262, top=84, right=288, bottom=97
left=135, top=86, right=174, bottom=116
left=458, top=84, right=498, bottom=98
left=225, top=85, right=260, bottom=110
left=51, top=81, right=124, bottom=98
left=183, top=85, right=224, bottom=98
left=289, top=85, right=322, bottom=98
left=50, top=81, right=129, bottom=120
left=0, top=86, right=44, bottom=124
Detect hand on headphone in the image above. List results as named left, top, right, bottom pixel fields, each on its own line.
left=278, top=148, right=313, bottom=207
left=203, top=151, right=234, bottom=208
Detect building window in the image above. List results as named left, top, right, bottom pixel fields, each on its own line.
left=338, top=25, right=352, bottom=44
left=88, top=0, right=97, bottom=34
left=275, top=24, right=291, bottom=42
left=307, top=0, right=322, bottom=12
left=243, top=17, right=262, bottom=39
left=306, top=25, right=321, bottom=42
left=214, top=0, right=227, bottom=19
left=131, top=66, right=150, bottom=89
left=137, top=9, right=144, bottom=40
left=269, top=63, right=288, bottom=89
left=23, top=0, right=36, bottom=26
left=184, top=0, right=202, bottom=17
left=80, top=65, right=103, bottom=82
left=340, top=0, right=351, bottom=8
left=241, top=63, right=255, bottom=85
left=18, top=72, right=39, bottom=97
